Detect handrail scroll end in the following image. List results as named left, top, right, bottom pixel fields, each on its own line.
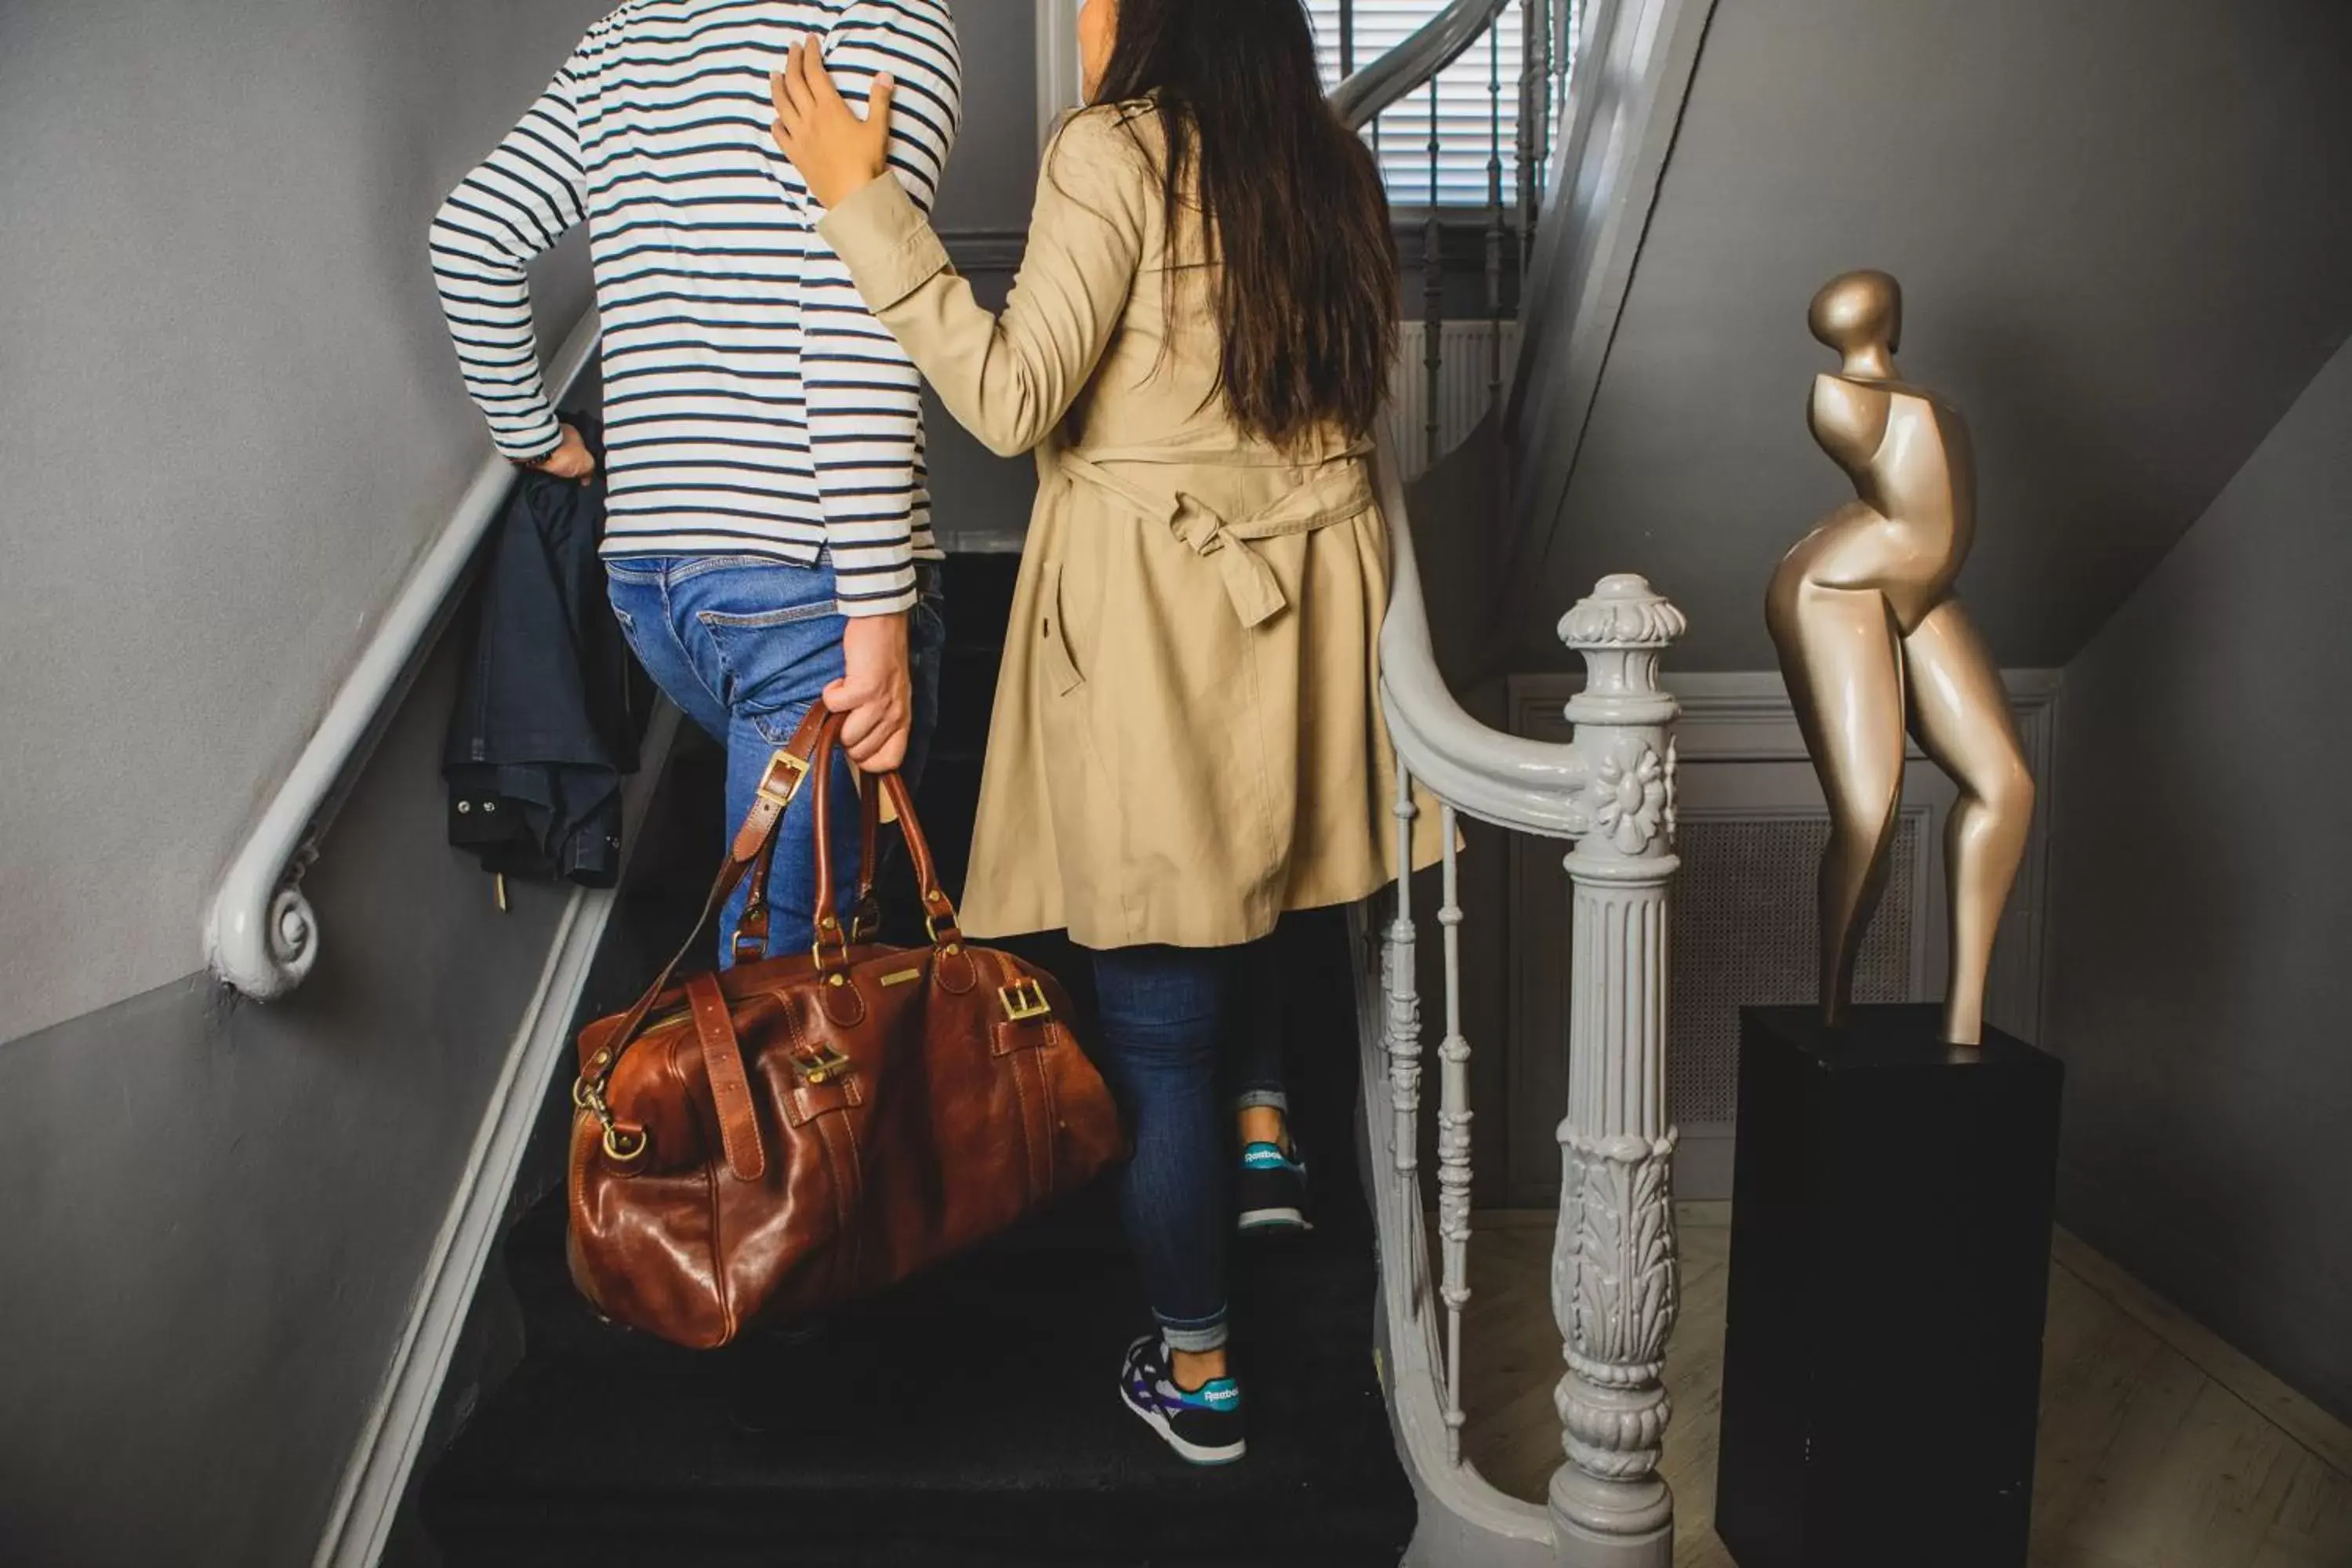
left=207, top=858, right=320, bottom=1002
left=201, top=307, right=599, bottom=1004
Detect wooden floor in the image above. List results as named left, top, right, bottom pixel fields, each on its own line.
left=1455, top=1211, right=2352, bottom=1567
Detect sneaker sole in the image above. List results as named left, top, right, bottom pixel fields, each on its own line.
left=1120, top=1385, right=1247, bottom=1466
left=1237, top=1207, right=1311, bottom=1232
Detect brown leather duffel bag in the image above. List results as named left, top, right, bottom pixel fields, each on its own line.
left=566, top=707, right=1125, bottom=1348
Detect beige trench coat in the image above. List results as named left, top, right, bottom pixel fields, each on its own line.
left=821, top=103, right=1443, bottom=948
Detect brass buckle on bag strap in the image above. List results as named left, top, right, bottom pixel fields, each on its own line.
left=757, top=750, right=811, bottom=810
left=998, top=978, right=1052, bottom=1023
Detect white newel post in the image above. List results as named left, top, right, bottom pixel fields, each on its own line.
left=1548, top=575, right=1686, bottom=1568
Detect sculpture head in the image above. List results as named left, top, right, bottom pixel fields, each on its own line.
left=1809, top=270, right=1902, bottom=366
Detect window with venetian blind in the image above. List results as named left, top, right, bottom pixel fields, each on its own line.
left=1305, top=0, right=1570, bottom=209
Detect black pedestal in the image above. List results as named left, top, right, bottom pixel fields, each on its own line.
left=1714, top=1005, right=2064, bottom=1568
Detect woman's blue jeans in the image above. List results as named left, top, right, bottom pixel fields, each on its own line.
left=605, top=555, right=946, bottom=966
left=1090, top=940, right=1290, bottom=1353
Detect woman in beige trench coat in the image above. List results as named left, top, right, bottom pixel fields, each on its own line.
left=775, top=0, right=1439, bottom=1465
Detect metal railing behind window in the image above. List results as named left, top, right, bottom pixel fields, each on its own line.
left=1323, top=0, right=1565, bottom=208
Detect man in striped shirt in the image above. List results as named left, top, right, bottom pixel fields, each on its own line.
left=431, top=0, right=961, bottom=962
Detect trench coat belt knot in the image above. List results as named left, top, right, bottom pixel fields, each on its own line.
left=1055, top=444, right=1377, bottom=630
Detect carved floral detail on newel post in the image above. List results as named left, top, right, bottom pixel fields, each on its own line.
left=1588, top=742, right=1673, bottom=855
left=1554, top=1131, right=1679, bottom=1479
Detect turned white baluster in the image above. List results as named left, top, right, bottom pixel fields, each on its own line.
left=1548, top=575, right=1686, bottom=1568
left=1385, top=764, right=1425, bottom=1173
left=1436, top=808, right=1475, bottom=1464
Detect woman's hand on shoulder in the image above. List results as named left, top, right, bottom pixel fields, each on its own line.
left=771, top=38, right=894, bottom=210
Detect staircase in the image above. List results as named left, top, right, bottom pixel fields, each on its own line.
left=362, top=6, right=1700, bottom=1566
left=416, top=560, right=1415, bottom=1566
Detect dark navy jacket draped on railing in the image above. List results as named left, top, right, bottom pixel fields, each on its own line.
left=443, top=412, right=645, bottom=887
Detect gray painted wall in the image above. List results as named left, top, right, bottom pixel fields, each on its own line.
left=2043, top=337, right=2352, bottom=1424
left=931, top=4, right=1043, bottom=236
left=1517, top=0, right=2352, bottom=671
left=0, top=636, right=582, bottom=1567
left=0, top=0, right=610, bottom=1042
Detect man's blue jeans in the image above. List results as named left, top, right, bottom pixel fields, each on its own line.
left=605, top=555, right=946, bottom=966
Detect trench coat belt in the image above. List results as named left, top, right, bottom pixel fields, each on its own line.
left=1055, top=444, right=1377, bottom=629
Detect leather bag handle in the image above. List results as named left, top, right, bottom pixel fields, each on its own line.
left=810, top=714, right=961, bottom=971
left=732, top=747, right=883, bottom=963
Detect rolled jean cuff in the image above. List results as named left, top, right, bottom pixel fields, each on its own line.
left=1231, top=1087, right=1289, bottom=1115
left=1158, top=1308, right=1230, bottom=1354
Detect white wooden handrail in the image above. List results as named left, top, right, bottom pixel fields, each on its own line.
left=1372, top=437, right=1595, bottom=836
left=206, top=310, right=601, bottom=1000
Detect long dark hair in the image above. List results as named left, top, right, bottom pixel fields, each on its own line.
left=1093, top=0, right=1397, bottom=448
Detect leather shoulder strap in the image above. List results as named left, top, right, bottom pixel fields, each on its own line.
left=731, top=716, right=825, bottom=864
left=686, top=971, right=765, bottom=1181
left=583, top=704, right=833, bottom=1093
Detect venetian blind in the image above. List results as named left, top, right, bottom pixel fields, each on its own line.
left=1305, top=0, right=1567, bottom=208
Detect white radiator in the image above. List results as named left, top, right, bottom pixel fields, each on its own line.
left=1382, top=319, right=1520, bottom=480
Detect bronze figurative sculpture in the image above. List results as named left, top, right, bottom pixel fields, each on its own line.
left=1766, top=270, right=2035, bottom=1047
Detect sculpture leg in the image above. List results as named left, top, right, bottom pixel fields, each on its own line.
left=1768, top=582, right=1907, bottom=1028
left=1903, top=601, right=2034, bottom=1044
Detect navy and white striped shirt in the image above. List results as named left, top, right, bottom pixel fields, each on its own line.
left=430, top=0, right=961, bottom=615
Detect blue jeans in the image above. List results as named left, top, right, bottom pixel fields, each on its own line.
left=1090, top=940, right=1289, bottom=1353
left=605, top=555, right=946, bottom=966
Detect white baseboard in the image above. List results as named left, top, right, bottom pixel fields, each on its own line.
left=1511, top=667, right=2061, bottom=1042
left=310, top=702, right=682, bottom=1568
left=1516, top=668, right=2062, bottom=766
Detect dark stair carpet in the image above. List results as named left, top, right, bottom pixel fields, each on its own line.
left=418, top=555, right=1415, bottom=1568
